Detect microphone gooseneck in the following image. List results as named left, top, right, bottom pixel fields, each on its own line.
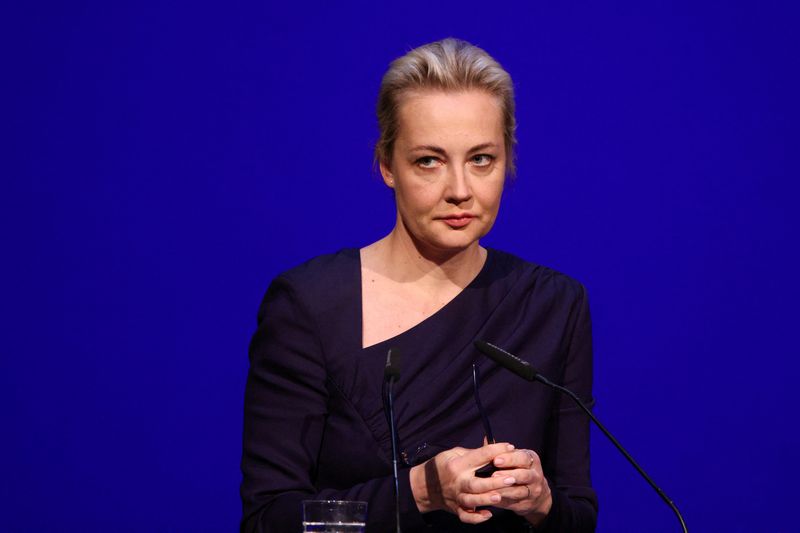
left=472, top=363, right=500, bottom=478
left=474, top=340, right=688, bottom=533
left=383, top=348, right=402, bottom=533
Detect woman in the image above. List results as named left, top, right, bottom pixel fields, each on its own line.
left=241, top=38, right=597, bottom=532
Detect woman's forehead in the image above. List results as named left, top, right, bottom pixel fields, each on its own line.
left=396, top=88, right=502, bottom=111
left=394, top=90, right=504, bottom=148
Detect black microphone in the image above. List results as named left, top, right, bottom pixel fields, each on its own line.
left=474, top=340, right=688, bottom=533
left=383, top=348, right=402, bottom=533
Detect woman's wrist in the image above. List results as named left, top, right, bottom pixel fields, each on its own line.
left=410, top=460, right=445, bottom=514
left=409, top=463, right=432, bottom=513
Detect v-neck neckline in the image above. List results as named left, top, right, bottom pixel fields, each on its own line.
left=357, top=248, right=495, bottom=351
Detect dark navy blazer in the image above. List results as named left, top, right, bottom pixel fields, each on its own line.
left=241, top=248, right=597, bottom=532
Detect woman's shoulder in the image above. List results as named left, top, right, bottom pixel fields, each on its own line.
left=487, top=248, right=587, bottom=302
left=259, top=248, right=361, bottom=321
left=277, top=248, right=360, bottom=287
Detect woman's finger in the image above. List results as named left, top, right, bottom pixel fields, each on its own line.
left=465, top=472, right=517, bottom=494
left=493, top=482, right=546, bottom=503
left=459, top=442, right=515, bottom=470
left=492, top=448, right=541, bottom=469
left=457, top=489, right=503, bottom=509
left=490, top=465, right=544, bottom=487
left=456, top=506, right=492, bottom=524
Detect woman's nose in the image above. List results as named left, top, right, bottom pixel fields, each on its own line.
left=445, top=165, right=472, bottom=204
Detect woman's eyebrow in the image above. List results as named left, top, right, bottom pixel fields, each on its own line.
left=409, top=145, right=447, bottom=155
left=409, top=142, right=499, bottom=154
left=468, top=143, right=499, bottom=153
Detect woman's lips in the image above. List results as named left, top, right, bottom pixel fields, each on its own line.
left=439, top=215, right=475, bottom=228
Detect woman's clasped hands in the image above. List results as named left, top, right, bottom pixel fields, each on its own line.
left=409, top=442, right=553, bottom=525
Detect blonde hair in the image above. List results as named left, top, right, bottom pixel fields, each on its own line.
left=375, top=38, right=517, bottom=175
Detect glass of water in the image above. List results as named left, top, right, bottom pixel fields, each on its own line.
left=302, top=500, right=367, bottom=533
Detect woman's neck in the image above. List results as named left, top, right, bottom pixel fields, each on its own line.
left=363, top=225, right=487, bottom=291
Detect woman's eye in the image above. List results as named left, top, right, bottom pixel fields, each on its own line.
left=471, top=154, right=494, bottom=167
left=416, top=156, right=440, bottom=169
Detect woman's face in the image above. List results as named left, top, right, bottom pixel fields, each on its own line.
left=380, top=90, right=506, bottom=256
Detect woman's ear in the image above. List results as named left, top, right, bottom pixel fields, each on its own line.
left=379, top=159, right=395, bottom=189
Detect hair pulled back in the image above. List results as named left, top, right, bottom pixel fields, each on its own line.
left=375, top=38, right=516, bottom=175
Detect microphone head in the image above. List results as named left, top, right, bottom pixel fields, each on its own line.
left=384, top=347, right=401, bottom=380
left=474, top=340, right=536, bottom=381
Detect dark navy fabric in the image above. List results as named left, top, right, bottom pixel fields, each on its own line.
left=241, top=248, right=597, bottom=532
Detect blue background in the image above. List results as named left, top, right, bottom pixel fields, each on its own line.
left=3, top=1, right=799, bottom=531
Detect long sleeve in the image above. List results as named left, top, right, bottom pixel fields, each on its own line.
left=240, top=276, right=428, bottom=532
left=535, top=282, right=597, bottom=531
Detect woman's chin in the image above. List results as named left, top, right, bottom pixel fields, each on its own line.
left=417, top=235, right=483, bottom=258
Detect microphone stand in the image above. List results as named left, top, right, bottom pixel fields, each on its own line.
left=383, top=348, right=402, bottom=533
left=475, top=340, right=688, bottom=533
left=536, top=373, right=687, bottom=533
